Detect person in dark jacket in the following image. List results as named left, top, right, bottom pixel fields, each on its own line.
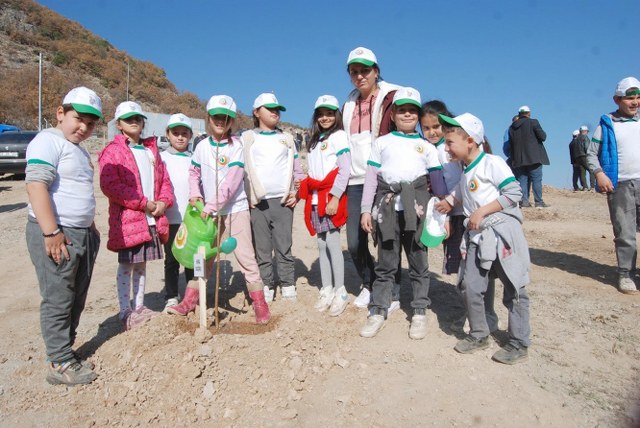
left=577, top=125, right=595, bottom=190
left=569, top=129, right=587, bottom=191
left=508, top=105, right=549, bottom=207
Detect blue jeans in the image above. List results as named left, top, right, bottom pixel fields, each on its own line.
left=515, top=164, right=544, bottom=204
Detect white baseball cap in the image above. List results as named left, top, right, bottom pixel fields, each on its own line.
left=393, top=87, right=421, bottom=108
left=518, top=105, right=531, bottom=113
left=115, top=101, right=147, bottom=120
left=314, top=95, right=340, bottom=111
left=167, top=113, right=193, bottom=130
left=347, top=47, right=377, bottom=67
left=206, top=95, right=237, bottom=118
left=579, top=125, right=589, bottom=131
left=420, top=197, right=447, bottom=248
left=62, top=86, right=103, bottom=119
left=253, top=93, right=286, bottom=111
left=572, top=130, right=579, bottom=136
left=614, top=77, right=640, bottom=96
left=438, top=112, right=485, bottom=145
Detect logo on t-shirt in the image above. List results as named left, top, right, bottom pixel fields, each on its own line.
left=217, top=155, right=228, bottom=166
left=469, top=178, right=479, bottom=192
left=321, top=142, right=328, bottom=151
left=415, top=144, right=424, bottom=154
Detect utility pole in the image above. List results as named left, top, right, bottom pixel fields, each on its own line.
left=38, top=52, right=42, bottom=131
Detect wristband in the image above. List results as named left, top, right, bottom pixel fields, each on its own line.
left=43, top=228, right=61, bottom=238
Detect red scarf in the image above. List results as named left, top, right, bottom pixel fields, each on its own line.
left=299, top=168, right=348, bottom=236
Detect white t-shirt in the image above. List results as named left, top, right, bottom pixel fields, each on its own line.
left=456, top=152, right=517, bottom=243
left=592, top=115, right=640, bottom=181
left=248, top=131, right=297, bottom=199
left=368, top=131, right=442, bottom=211
left=434, top=138, right=464, bottom=215
left=160, top=150, right=191, bottom=224
left=130, top=145, right=156, bottom=225
left=191, top=136, right=248, bottom=215
left=307, top=130, right=349, bottom=204
left=26, top=128, right=95, bottom=227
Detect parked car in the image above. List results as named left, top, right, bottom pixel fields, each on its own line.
left=0, top=131, right=38, bottom=177
left=156, top=136, right=170, bottom=151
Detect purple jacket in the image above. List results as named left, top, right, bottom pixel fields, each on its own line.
left=99, top=134, right=174, bottom=251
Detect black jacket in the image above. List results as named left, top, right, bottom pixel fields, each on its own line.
left=508, top=117, right=549, bottom=168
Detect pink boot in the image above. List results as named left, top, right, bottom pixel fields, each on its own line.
left=166, top=286, right=199, bottom=316
left=249, top=290, right=271, bottom=324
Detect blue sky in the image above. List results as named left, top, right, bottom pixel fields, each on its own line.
left=38, top=0, right=639, bottom=189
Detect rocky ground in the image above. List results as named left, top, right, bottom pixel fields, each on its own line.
left=0, top=148, right=639, bottom=427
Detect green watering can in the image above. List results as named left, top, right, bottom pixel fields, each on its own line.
left=171, top=201, right=238, bottom=269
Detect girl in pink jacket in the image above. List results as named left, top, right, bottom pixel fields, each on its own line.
left=99, top=101, right=174, bottom=331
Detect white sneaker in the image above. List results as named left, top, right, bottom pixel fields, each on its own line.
left=163, top=298, right=179, bottom=313
left=388, top=300, right=400, bottom=316
left=360, top=314, right=385, bottom=338
left=263, top=286, right=275, bottom=303
left=329, top=286, right=349, bottom=317
left=281, top=285, right=297, bottom=300
left=618, top=277, right=638, bottom=294
left=409, top=314, right=428, bottom=340
left=353, top=287, right=371, bottom=308
left=314, top=287, right=335, bottom=312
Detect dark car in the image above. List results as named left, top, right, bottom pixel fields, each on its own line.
left=0, top=131, right=38, bottom=177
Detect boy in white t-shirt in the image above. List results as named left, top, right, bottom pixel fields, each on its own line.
left=25, top=87, right=103, bottom=385
left=436, top=113, right=531, bottom=365
left=585, top=77, right=640, bottom=294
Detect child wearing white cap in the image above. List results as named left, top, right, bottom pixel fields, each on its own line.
left=99, top=101, right=174, bottom=331
left=159, top=114, right=195, bottom=311
left=359, top=87, right=447, bottom=340
left=435, top=113, right=531, bottom=364
left=585, top=76, right=640, bottom=294
left=242, top=93, right=305, bottom=302
left=168, top=95, right=271, bottom=324
left=25, top=86, right=103, bottom=385
left=298, top=95, right=352, bottom=316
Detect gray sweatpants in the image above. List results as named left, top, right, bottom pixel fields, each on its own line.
left=250, top=198, right=295, bottom=288
left=606, top=179, right=640, bottom=278
left=317, top=229, right=344, bottom=289
left=26, top=217, right=100, bottom=364
left=462, top=242, right=530, bottom=348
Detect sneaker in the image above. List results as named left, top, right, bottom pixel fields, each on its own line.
left=263, top=286, right=275, bottom=303
left=353, top=287, right=371, bottom=308
left=163, top=297, right=179, bottom=313
left=618, top=277, right=638, bottom=294
left=135, top=305, right=159, bottom=323
left=535, top=201, right=550, bottom=208
left=454, top=335, right=490, bottom=354
left=46, top=359, right=97, bottom=385
left=387, top=300, right=400, bottom=316
left=72, top=352, right=95, bottom=370
left=360, top=314, right=385, bottom=338
left=281, top=285, right=297, bottom=300
left=314, top=287, right=335, bottom=312
left=328, top=286, right=349, bottom=317
left=520, top=200, right=531, bottom=208
left=409, top=314, right=428, bottom=340
left=120, top=308, right=133, bottom=332
left=492, top=343, right=528, bottom=365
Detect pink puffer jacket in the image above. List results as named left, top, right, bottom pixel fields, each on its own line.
left=99, top=134, right=174, bottom=251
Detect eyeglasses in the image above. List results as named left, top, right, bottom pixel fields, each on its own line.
left=349, top=67, right=373, bottom=78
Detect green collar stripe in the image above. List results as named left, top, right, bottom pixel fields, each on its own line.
left=209, top=136, right=228, bottom=147
left=174, top=152, right=189, bottom=157
left=336, top=148, right=350, bottom=156
left=294, top=154, right=299, bottom=158
left=367, top=160, right=381, bottom=168
left=498, top=176, right=516, bottom=189
left=191, top=160, right=201, bottom=168
left=428, top=166, right=443, bottom=172
left=27, top=158, right=54, bottom=167
left=391, top=131, right=420, bottom=139
left=131, top=145, right=146, bottom=150
left=259, top=131, right=277, bottom=135
left=464, top=151, right=486, bottom=173
left=228, top=161, right=244, bottom=168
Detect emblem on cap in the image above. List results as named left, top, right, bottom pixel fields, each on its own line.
left=356, top=49, right=363, bottom=54
left=220, top=99, right=227, bottom=105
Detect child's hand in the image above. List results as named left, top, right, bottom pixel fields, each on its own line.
left=200, top=210, right=211, bottom=221
left=595, top=172, right=613, bottom=193
left=145, top=200, right=157, bottom=214
left=435, top=199, right=453, bottom=214
left=293, top=179, right=302, bottom=191
left=189, top=197, right=203, bottom=207
left=444, top=219, right=450, bottom=239
left=284, top=193, right=298, bottom=208
left=326, top=196, right=339, bottom=216
left=45, top=232, right=71, bottom=264
left=467, top=209, right=485, bottom=231
left=360, top=212, right=373, bottom=234
left=152, top=201, right=166, bottom=216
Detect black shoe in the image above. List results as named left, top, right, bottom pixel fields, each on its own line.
left=535, top=202, right=549, bottom=208
left=520, top=200, right=531, bottom=208
left=454, top=335, right=490, bottom=354
left=492, top=343, right=528, bottom=365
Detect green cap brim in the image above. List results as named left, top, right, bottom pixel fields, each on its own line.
left=168, top=122, right=192, bottom=130
left=207, top=107, right=237, bottom=118
left=394, top=99, right=421, bottom=109
left=262, top=103, right=286, bottom=112
left=315, top=104, right=339, bottom=111
left=118, top=111, right=147, bottom=120
left=348, top=58, right=375, bottom=67
left=438, top=114, right=461, bottom=127
left=71, top=103, right=103, bottom=119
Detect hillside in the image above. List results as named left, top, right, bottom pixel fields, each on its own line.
left=0, top=0, right=256, bottom=131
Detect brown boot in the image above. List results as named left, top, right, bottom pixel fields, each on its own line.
left=167, top=285, right=199, bottom=316
left=249, top=290, right=271, bottom=324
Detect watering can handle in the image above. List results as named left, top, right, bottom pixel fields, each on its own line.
left=194, top=200, right=205, bottom=213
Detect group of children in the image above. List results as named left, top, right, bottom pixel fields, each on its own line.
left=25, top=58, right=638, bottom=385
